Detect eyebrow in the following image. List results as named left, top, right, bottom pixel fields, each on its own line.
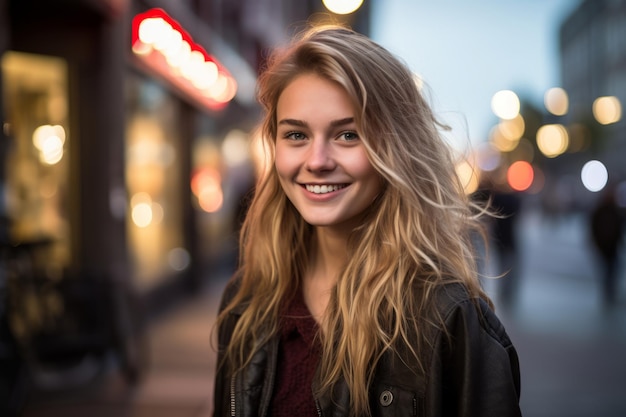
left=277, top=117, right=355, bottom=128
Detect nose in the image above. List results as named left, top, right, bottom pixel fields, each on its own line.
left=305, top=138, right=335, bottom=172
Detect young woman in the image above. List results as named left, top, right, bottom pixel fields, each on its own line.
left=213, top=26, right=521, bottom=417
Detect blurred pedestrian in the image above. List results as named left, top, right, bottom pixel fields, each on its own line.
left=473, top=177, right=522, bottom=307
left=213, top=26, right=521, bottom=417
left=589, top=186, right=625, bottom=307
left=491, top=186, right=522, bottom=306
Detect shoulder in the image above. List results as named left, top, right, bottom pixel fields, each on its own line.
left=425, top=284, right=522, bottom=414
left=431, top=283, right=513, bottom=349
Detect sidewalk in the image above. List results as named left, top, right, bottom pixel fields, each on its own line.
left=19, top=278, right=228, bottom=417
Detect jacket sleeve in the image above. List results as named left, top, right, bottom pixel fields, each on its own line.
left=427, top=297, right=522, bottom=417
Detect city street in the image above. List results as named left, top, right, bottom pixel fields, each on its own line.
left=4, top=1, right=624, bottom=417
left=19, top=209, right=626, bottom=417
left=491, top=209, right=626, bottom=417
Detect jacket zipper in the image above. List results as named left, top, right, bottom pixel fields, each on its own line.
left=230, top=374, right=236, bottom=417
left=313, top=385, right=322, bottom=417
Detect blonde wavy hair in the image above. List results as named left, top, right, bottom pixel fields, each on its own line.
left=216, top=25, right=491, bottom=416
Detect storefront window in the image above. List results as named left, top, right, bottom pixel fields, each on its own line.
left=1, top=51, right=70, bottom=276
left=192, top=126, right=256, bottom=263
left=125, top=74, right=187, bottom=290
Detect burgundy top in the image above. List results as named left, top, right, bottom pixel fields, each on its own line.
left=268, top=290, right=321, bottom=417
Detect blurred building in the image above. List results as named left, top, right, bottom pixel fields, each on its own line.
left=0, top=0, right=372, bottom=323
left=559, top=0, right=626, bottom=180
left=0, top=0, right=372, bottom=408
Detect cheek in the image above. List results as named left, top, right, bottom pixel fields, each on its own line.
left=350, top=152, right=378, bottom=181
left=354, top=161, right=383, bottom=195
left=274, top=147, right=295, bottom=179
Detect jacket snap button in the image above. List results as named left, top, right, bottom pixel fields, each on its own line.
left=379, top=390, right=393, bottom=406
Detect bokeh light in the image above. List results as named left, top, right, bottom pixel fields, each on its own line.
left=222, top=129, right=250, bottom=167
left=132, top=202, right=153, bottom=228
left=475, top=143, right=501, bottom=172
left=491, top=90, right=520, bottom=120
left=167, top=247, right=191, bottom=271
left=507, top=160, right=534, bottom=191
left=33, top=124, right=66, bottom=165
left=130, top=192, right=155, bottom=228
left=544, top=87, right=569, bottom=116
left=536, top=124, right=569, bottom=158
left=581, top=160, right=608, bottom=192
left=322, top=0, right=364, bottom=14
left=592, top=96, right=622, bottom=125
left=191, top=167, right=223, bottom=213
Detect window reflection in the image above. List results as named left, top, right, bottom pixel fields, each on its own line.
left=2, top=51, right=70, bottom=276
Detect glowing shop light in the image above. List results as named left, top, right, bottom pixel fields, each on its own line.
left=132, top=8, right=237, bottom=110
left=132, top=202, right=153, bottom=228
left=33, top=124, right=66, bottom=165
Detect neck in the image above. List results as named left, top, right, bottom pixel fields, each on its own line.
left=310, top=227, right=349, bottom=282
left=302, top=227, right=349, bottom=323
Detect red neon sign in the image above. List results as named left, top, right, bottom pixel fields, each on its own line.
left=131, top=8, right=236, bottom=111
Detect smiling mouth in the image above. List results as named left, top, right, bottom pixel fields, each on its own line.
left=304, top=184, right=348, bottom=194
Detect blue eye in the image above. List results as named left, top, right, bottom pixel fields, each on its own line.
left=340, top=131, right=359, bottom=141
left=285, top=131, right=306, bottom=140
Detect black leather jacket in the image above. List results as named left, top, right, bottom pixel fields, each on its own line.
left=213, top=279, right=522, bottom=417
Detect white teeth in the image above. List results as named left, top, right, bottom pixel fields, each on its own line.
left=305, top=184, right=345, bottom=194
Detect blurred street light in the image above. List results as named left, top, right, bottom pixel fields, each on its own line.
left=592, top=96, right=622, bottom=125
left=491, top=90, right=520, bottom=120
left=507, top=160, right=534, bottom=192
left=536, top=124, right=568, bottom=158
left=581, top=160, right=608, bottom=192
left=544, top=87, right=569, bottom=116
left=322, top=0, right=364, bottom=15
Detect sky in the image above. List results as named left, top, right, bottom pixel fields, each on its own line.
left=370, top=0, right=583, bottom=153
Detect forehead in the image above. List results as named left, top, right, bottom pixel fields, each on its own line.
left=276, top=73, right=355, bottom=120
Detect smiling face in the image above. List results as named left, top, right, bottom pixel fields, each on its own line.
left=274, top=73, right=382, bottom=233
